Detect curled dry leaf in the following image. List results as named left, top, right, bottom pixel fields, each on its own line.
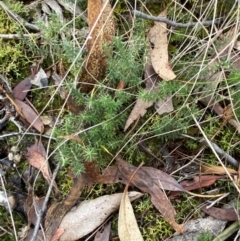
left=148, top=9, right=176, bottom=81
left=59, top=192, right=143, bottom=241
left=14, top=99, right=44, bottom=133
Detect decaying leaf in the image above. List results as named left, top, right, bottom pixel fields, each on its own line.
left=12, top=77, right=32, bottom=100
left=27, top=196, right=45, bottom=226
left=94, top=222, right=111, bottom=241
left=14, top=99, right=44, bottom=133
left=116, top=156, right=183, bottom=233
left=45, top=174, right=90, bottom=240
left=77, top=0, right=115, bottom=93
left=58, top=192, right=143, bottom=241
left=180, top=175, right=225, bottom=191
left=124, top=99, right=153, bottom=131
left=118, top=187, right=144, bottom=241
left=201, top=205, right=239, bottom=221
left=148, top=9, right=176, bottom=81
left=99, top=165, right=184, bottom=193
left=124, top=62, right=174, bottom=131
left=45, top=201, right=72, bottom=241
left=27, top=138, right=47, bottom=158
left=26, top=140, right=59, bottom=192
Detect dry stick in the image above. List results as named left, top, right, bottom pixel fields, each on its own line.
left=0, top=33, right=40, bottom=40
left=30, top=163, right=61, bottom=241
left=0, top=173, right=18, bottom=241
left=133, top=10, right=224, bottom=28
left=191, top=114, right=240, bottom=195
left=0, top=132, right=56, bottom=140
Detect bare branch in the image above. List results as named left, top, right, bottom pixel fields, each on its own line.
left=133, top=10, right=224, bottom=28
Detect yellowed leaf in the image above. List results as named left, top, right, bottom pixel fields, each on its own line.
left=148, top=9, right=176, bottom=81
left=118, top=190, right=144, bottom=241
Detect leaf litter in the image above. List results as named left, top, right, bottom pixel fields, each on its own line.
left=1, top=2, right=240, bottom=241
left=58, top=192, right=143, bottom=241
left=118, top=174, right=144, bottom=241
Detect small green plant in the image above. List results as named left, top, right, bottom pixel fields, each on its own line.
left=197, top=231, right=213, bottom=241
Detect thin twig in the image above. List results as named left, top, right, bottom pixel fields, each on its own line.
left=200, top=139, right=239, bottom=168
left=0, top=173, right=18, bottom=241
left=182, top=134, right=239, bottom=168
left=30, top=163, right=61, bottom=241
left=0, top=132, right=56, bottom=140
left=0, top=33, right=40, bottom=40
left=133, top=10, right=224, bottom=28
left=0, top=1, right=40, bottom=32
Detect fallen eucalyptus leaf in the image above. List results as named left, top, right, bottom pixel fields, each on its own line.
left=59, top=192, right=143, bottom=241
left=119, top=190, right=144, bottom=241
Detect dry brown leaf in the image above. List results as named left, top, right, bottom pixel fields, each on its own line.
left=124, top=62, right=174, bottom=131
left=116, top=156, right=183, bottom=233
left=45, top=174, right=90, bottom=240
left=12, top=77, right=32, bottom=100
left=27, top=196, right=45, bottom=226
left=148, top=9, right=176, bottom=81
left=27, top=138, right=47, bottom=158
left=94, top=222, right=111, bottom=241
left=180, top=175, right=225, bottom=191
left=45, top=201, right=72, bottom=241
left=118, top=189, right=144, bottom=241
left=124, top=99, right=153, bottom=131
left=59, top=192, right=143, bottom=241
left=201, top=205, right=239, bottom=221
left=26, top=144, right=59, bottom=193
left=15, top=99, right=44, bottom=133
left=201, top=164, right=237, bottom=175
